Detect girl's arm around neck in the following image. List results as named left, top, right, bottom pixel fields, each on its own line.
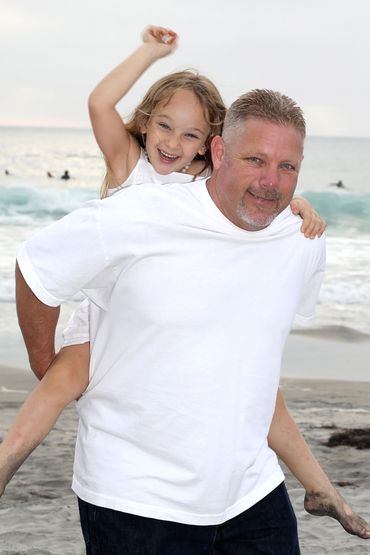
left=290, top=196, right=326, bottom=239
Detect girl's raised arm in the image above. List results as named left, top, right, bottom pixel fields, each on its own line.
left=88, top=26, right=178, bottom=186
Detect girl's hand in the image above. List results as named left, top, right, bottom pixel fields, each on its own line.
left=291, top=196, right=326, bottom=239
left=142, top=25, right=178, bottom=58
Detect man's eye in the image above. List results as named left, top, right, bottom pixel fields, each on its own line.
left=246, top=157, right=262, bottom=165
left=281, top=163, right=295, bottom=171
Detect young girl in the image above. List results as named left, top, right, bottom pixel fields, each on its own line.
left=3, top=26, right=370, bottom=540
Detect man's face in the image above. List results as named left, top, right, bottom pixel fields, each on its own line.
left=208, top=118, right=304, bottom=231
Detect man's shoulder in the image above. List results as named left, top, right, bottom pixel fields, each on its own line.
left=101, top=179, right=206, bottom=218
left=261, top=207, right=303, bottom=240
left=268, top=207, right=325, bottom=258
left=270, top=207, right=324, bottom=240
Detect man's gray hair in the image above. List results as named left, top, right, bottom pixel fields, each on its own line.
left=223, top=89, right=306, bottom=141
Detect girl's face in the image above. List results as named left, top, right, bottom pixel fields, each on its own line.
left=142, top=89, right=210, bottom=174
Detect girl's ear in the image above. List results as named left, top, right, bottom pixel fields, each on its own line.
left=139, top=118, right=149, bottom=134
left=197, top=143, right=207, bottom=156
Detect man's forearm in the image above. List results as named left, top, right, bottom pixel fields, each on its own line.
left=15, top=263, right=60, bottom=380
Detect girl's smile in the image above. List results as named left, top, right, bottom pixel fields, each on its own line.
left=143, top=89, right=210, bottom=174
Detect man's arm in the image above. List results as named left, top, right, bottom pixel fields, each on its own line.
left=15, top=263, right=60, bottom=380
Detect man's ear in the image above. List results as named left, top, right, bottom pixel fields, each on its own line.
left=210, top=135, right=225, bottom=170
left=297, top=153, right=304, bottom=173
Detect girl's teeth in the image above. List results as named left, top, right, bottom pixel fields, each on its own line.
left=159, top=150, right=178, bottom=160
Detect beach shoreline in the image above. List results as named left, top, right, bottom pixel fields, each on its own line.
left=1, top=333, right=370, bottom=554
left=283, top=328, right=370, bottom=382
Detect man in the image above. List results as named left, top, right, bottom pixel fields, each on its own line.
left=16, top=89, right=324, bottom=554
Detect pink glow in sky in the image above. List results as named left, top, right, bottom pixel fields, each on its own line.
left=1, top=0, right=370, bottom=137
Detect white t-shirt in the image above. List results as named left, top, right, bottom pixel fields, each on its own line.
left=62, top=149, right=209, bottom=346
left=17, top=179, right=325, bottom=526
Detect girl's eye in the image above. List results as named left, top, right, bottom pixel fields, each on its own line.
left=158, top=122, right=170, bottom=130
left=185, top=133, right=199, bottom=139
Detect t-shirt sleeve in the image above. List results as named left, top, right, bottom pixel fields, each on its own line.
left=293, top=236, right=326, bottom=327
left=17, top=200, right=118, bottom=308
left=62, top=297, right=90, bottom=346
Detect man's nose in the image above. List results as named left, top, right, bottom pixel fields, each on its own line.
left=260, top=166, right=279, bottom=188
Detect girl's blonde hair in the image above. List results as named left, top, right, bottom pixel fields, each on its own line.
left=100, top=70, right=226, bottom=198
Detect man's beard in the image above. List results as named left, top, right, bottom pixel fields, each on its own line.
left=236, top=190, right=280, bottom=230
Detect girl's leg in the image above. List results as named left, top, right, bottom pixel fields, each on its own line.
left=269, top=388, right=370, bottom=539
left=0, top=343, right=89, bottom=496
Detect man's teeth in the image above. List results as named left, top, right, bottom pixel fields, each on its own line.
left=251, top=191, right=276, bottom=200
left=159, top=149, right=178, bottom=160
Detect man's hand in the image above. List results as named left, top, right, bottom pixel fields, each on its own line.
left=15, top=263, right=60, bottom=380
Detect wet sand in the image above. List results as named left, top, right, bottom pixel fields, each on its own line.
left=1, top=332, right=370, bottom=554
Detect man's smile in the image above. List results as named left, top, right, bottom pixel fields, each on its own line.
left=247, top=189, right=280, bottom=203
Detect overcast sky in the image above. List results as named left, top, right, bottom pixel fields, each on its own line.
left=1, top=0, right=369, bottom=137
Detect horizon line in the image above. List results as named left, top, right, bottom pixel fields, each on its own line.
left=0, top=123, right=369, bottom=141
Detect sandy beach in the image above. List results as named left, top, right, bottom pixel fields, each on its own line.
left=1, top=331, right=370, bottom=554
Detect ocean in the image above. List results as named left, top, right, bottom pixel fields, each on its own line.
left=1, top=126, right=370, bottom=368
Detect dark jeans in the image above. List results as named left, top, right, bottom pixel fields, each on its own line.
left=78, top=482, right=300, bottom=554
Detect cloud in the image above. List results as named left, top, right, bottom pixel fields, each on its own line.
left=1, top=0, right=369, bottom=135
left=305, top=105, right=346, bottom=137
left=0, top=5, right=46, bottom=37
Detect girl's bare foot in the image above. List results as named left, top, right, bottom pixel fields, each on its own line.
left=304, top=488, right=370, bottom=539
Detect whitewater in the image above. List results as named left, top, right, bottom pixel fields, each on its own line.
left=0, top=126, right=369, bottom=366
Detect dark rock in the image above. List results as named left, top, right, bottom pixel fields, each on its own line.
left=326, top=428, right=370, bottom=450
